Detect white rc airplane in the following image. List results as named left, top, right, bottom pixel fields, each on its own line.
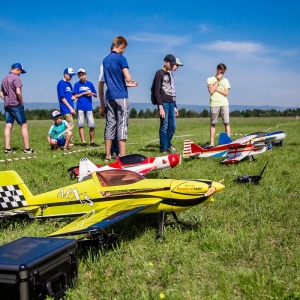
left=69, top=153, right=182, bottom=182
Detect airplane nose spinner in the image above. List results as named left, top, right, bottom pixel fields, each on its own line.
left=168, top=154, right=182, bottom=168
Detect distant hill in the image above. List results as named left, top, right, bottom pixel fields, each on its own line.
left=0, top=102, right=297, bottom=113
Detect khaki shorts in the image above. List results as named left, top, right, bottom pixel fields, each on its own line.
left=64, top=114, right=74, bottom=130
left=210, top=106, right=230, bottom=125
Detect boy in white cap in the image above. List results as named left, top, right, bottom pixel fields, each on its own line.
left=47, top=110, right=72, bottom=150
left=73, top=68, right=99, bottom=147
left=1, top=63, right=36, bottom=154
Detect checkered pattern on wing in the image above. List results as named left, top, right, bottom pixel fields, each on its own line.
left=0, top=185, right=27, bottom=210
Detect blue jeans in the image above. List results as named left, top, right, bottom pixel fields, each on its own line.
left=159, top=102, right=176, bottom=151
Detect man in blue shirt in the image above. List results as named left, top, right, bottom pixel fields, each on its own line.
left=73, top=68, right=99, bottom=147
left=102, top=36, right=138, bottom=160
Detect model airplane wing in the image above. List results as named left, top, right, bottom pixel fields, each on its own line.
left=221, top=150, right=251, bottom=164
left=48, top=198, right=162, bottom=237
left=227, top=134, right=257, bottom=147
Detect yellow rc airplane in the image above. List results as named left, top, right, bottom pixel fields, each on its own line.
left=0, top=166, right=225, bottom=238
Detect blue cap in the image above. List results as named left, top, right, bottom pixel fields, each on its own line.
left=11, top=63, right=26, bottom=73
left=64, top=67, right=76, bottom=76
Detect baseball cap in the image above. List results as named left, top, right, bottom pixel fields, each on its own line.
left=11, top=63, right=26, bottom=73
left=164, top=54, right=176, bottom=66
left=176, top=57, right=184, bottom=66
left=77, top=68, right=86, bottom=74
left=52, top=110, right=63, bottom=119
left=63, top=67, right=76, bottom=76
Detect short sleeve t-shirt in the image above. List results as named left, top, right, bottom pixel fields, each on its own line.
left=73, top=80, right=96, bottom=111
left=57, top=80, right=74, bottom=114
left=103, top=51, right=129, bottom=100
left=1, top=72, right=23, bottom=107
left=48, top=120, right=69, bottom=139
left=207, top=76, right=230, bottom=107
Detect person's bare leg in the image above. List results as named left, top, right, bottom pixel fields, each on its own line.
left=64, top=131, right=73, bottom=149
left=4, top=123, right=13, bottom=149
left=89, top=128, right=95, bottom=144
left=79, top=127, right=85, bottom=144
left=21, top=123, right=30, bottom=149
left=118, top=140, right=126, bottom=157
left=225, top=124, right=231, bottom=137
left=210, top=124, right=216, bottom=146
left=105, top=139, right=112, bottom=159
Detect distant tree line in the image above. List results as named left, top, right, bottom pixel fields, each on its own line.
left=0, top=107, right=299, bottom=121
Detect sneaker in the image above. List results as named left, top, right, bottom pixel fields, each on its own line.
left=201, top=143, right=213, bottom=149
left=90, top=142, right=100, bottom=147
left=111, top=152, right=119, bottom=158
left=81, top=143, right=87, bottom=147
left=161, top=149, right=172, bottom=155
left=23, top=148, right=36, bottom=154
left=69, top=143, right=74, bottom=147
left=4, top=149, right=15, bottom=154
left=169, top=144, right=176, bottom=151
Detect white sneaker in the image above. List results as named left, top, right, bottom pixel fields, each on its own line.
left=4, top=149, right=16, bottom=154
left=23, top=148, right=36, bottom=154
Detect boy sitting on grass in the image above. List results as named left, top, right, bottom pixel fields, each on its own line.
left=47, top=110, right=72, bottom=150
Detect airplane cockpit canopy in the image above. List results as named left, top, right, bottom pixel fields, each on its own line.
left=96, top=169, right=145, bottom=187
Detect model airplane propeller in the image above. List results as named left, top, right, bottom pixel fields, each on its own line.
left=68, top=153, right=181, bottom=182
left=183, top=133, right=267, bottom=164
left=0, top=166, right=224, bottom=238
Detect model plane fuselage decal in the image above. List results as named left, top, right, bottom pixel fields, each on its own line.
left=57, top=187, right=94, bottom=206
left=0, top=185, right=27, bottom=210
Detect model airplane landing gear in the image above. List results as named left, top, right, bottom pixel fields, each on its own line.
left=156, top=211, right=182, bottom=239
left=249, top=155, right=255, bottom=162
left=77, top=229, right=118, bottom=251
left=157, top=211, right=166, bottom=239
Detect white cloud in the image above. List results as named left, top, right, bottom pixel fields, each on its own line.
left=199, top=40, right=269, bottom=55
left=129, top=32, right=190, bottom=48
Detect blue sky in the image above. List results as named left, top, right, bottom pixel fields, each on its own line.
left=1, top=0, right=299, bottom=108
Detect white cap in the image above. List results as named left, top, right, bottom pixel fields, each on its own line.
left=77, top=68, right=86, bottom=74
left=176, top=58, right=183, bottom=66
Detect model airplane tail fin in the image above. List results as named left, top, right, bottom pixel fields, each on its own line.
left=0, top=171, right=33, bottom=212
left=183, top=140, right=204, bottom=158
left=78, top=157, right=100, bottom=182
left=218, top=133, right=233, bottom=145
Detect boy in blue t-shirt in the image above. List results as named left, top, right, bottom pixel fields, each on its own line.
left=73, top=68, right=99, bottom=147
left=47, top=110, right=72, bottom=150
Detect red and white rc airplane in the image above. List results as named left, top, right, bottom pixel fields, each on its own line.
left=69, top=153, right=182, bottom=182
left=183, top=133, right=267, bottom=164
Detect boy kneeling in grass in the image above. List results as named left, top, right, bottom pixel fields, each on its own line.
left=47, top=110, right=72, bottom=150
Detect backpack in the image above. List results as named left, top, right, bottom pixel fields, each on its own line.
left=150, top=69, right=165, bottom=105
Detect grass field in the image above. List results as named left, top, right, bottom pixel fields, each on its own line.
left=0, top=117, right=299, bottom=299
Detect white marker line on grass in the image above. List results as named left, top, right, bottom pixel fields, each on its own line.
left=0, top=156, right=38, bottom=163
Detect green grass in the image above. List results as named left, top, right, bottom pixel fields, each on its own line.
left=0, top=117, right=299, bottom=299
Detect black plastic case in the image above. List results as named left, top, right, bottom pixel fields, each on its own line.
left=0, top=237, right=77, bottom=300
